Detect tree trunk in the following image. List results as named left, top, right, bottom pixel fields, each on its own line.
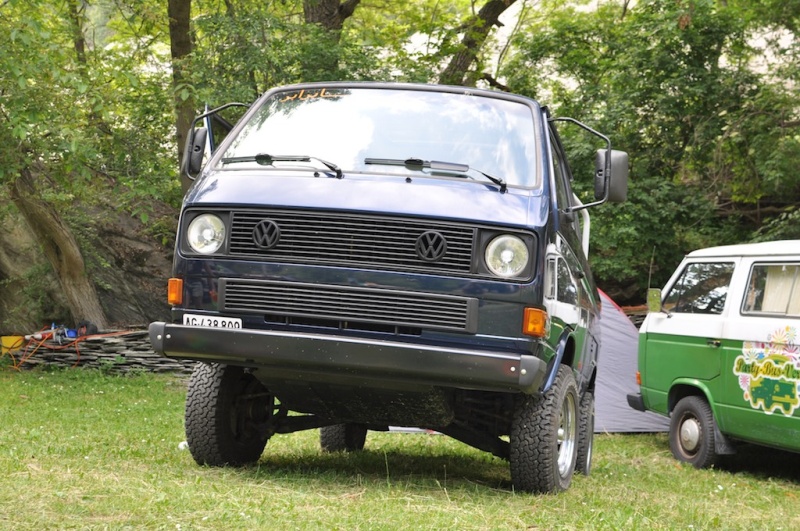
left=301, top=0, right=361, bottom=80
left=303, top=0, right=361, bottom=31
left=168, top=0, right=195, bottom=194
left=8, top=169, right=108, bottom=329
left=439, top=0, right=517, bottom=87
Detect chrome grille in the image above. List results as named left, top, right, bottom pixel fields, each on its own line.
left=229, top=210, right=475, bottom=274
left=221, top=279, right=477, bottom=333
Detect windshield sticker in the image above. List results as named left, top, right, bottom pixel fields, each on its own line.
left=279, top=88, right=342, bottom=103
left=733, top=326, right=800, bottom=416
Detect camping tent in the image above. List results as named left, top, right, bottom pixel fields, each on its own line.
left=595, top=291, right=670, bottom=432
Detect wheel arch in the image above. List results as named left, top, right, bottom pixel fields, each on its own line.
left=667, top=380, right=715, bottom=415
left=542, top=330, right=576, bottom=393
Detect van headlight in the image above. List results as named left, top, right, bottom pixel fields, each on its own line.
left=485, top=235, right=529, bottom=278
left=187, top=214, right=226, bottom=254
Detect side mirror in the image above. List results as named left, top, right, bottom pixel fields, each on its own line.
left=646, top=288, right=663, bottom=313
left=181, top=127, right=208, bottom=179
left=595, top=149, right=629, bottom=203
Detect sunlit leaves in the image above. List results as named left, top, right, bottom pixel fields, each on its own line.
left=502, top=0, right=800, bottom=300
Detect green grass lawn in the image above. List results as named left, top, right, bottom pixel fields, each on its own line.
left=1, top=367, right=798, bottom=530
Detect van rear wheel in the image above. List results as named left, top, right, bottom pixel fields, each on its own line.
left=670, top=396, right=718, bottom=469
left=320, top=424, right=368, bottom=452
left=576, top=391, right=594, bottom=476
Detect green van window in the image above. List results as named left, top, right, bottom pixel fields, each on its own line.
left=743, top=263, right=800, bottom=316
left=663, top=262, right=735, bottom=315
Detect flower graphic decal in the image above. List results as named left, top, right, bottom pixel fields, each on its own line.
left=733, top=326, right=800, bottom=416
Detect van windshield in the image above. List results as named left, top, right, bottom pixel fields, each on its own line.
left=218, top=87, right=540, bottom=188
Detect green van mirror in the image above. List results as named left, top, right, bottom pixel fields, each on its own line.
left=646, top=288, right=662, bottom=313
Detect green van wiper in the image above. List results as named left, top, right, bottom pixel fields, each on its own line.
left=364, top=157, right=506, bottom=193
left=222, top=153, right=343, bottom=179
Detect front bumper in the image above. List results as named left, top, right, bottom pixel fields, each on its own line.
left=148, top=322, right=546, bottom=394
left=627, top=392, right=647, bottom=412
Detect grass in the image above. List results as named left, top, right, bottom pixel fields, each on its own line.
left=1, top=367, right=799, bottom=530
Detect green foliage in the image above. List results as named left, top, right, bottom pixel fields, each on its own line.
left=1, top=0, right=797, bottom=306
left=503, top=0, right=800, bottom=299
left=0, top=0, right=180, bottom=206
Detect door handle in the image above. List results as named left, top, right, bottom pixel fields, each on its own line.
left=707, top=339, right=721, bottom=348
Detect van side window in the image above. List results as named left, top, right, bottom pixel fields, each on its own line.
left=663, top=262, right=735, bottom=314
left=743, top=263, right=800, bottom=316
left=557, top=258, right=578, bottom=304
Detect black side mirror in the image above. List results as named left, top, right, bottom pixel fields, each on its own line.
left=595, top=149, right=629, bottom=203
left=182, top=127, right=208, bottom=179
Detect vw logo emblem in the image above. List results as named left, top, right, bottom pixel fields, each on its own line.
left=252, top=219, right=281, bottom=249
left=416, top=231, right=447, bottom=262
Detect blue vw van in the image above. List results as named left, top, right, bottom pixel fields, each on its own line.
left=149, top=82, right=627, bottom=493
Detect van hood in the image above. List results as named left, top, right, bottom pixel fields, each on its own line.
left=185, top=170, right=548, bottom=229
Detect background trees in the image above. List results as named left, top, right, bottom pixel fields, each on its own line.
left=0, top=0, right=797, bottom=331
left=502, top=0, right=800, bottom=299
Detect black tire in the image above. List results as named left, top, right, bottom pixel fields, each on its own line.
left=185, top=362, right=274, bottom=467
left=576, top=391, right=595, bottom=476
left=510, top=365, right=579, bottom=493
left=320, top=424, right=368, bottom=452
left=670, top=396, right=718, bottom=469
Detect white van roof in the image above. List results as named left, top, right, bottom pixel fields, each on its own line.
left=686, top=240, right=800, bottom=259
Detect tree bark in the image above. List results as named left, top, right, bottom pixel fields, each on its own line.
left=301, top=0, right=361, bottom=80
left=67, top=0, right=87, bottom=64
left=303, top=0, right=361, bottom=31
left=8, top=169, right=108, bottom=329
left=168, top=0, right=195, bottom=193
left=439, top=0, right=517, bottom=87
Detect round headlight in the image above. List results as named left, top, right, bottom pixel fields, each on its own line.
left=485, top=235, right=529, bottom=278
left=187, top=214, right=225, bottom=255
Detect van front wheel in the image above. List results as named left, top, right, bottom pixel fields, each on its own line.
left=510, top=366, right=579, bottom=493
left=670, top=396, right=718, bottom=469
left=185, top=363, right=274, bottom=467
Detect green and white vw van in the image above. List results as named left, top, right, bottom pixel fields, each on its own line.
left=628, top=240, right=800, bottom=468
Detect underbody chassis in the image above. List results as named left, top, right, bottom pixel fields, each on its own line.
left=149, top=321, right=594, bottom=493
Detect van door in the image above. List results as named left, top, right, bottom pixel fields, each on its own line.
left=720, top=260, right=800, bottom=451
left=640, top=260, right=736, bottom=415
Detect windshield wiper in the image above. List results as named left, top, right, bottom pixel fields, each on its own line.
left=364, top=157, right=506, bottom=193
left=222, top=153, right=343, bottom=179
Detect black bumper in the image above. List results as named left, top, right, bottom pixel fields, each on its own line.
left=148, top=322, right=546, bottom=394
left=627, top=392, right=647, bottom=412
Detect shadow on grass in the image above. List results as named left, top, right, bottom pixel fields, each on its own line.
left=645, top=432, right=800, bottom=484
left=716, top=444, right=800, bottom=483
left=244, top=444, right=514, bottom=492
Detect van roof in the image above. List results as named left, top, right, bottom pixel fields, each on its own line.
left=686, top=240, right=800, bottom=259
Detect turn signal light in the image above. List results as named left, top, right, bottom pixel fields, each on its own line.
left=522, top=308, right=548, bottom=337
left=168, top=278, right=183, bottom=306
left=635, top=370, right=642, bottom=386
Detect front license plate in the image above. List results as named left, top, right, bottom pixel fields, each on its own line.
left=183, top=314, right=242, bottom=329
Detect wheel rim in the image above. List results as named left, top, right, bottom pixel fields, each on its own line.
left=557, top=393, right=578, bottom=477
left=679, top=415, right=701, bottom=453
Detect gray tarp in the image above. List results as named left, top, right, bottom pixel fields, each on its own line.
left=595, top=291, right=670, bottom=432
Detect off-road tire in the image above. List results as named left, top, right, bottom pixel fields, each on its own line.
left=510, top=365, right=579, bottom=493
left=670, top=396, right=718, bottom=469
left=185, top=362, right=273, bottom=467
left=320, top=424, right=368, bottom=452
left=576, top=390, right=594, bottom=476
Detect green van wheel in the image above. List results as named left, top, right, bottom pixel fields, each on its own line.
left=669, top=396, right=718, bottom=469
